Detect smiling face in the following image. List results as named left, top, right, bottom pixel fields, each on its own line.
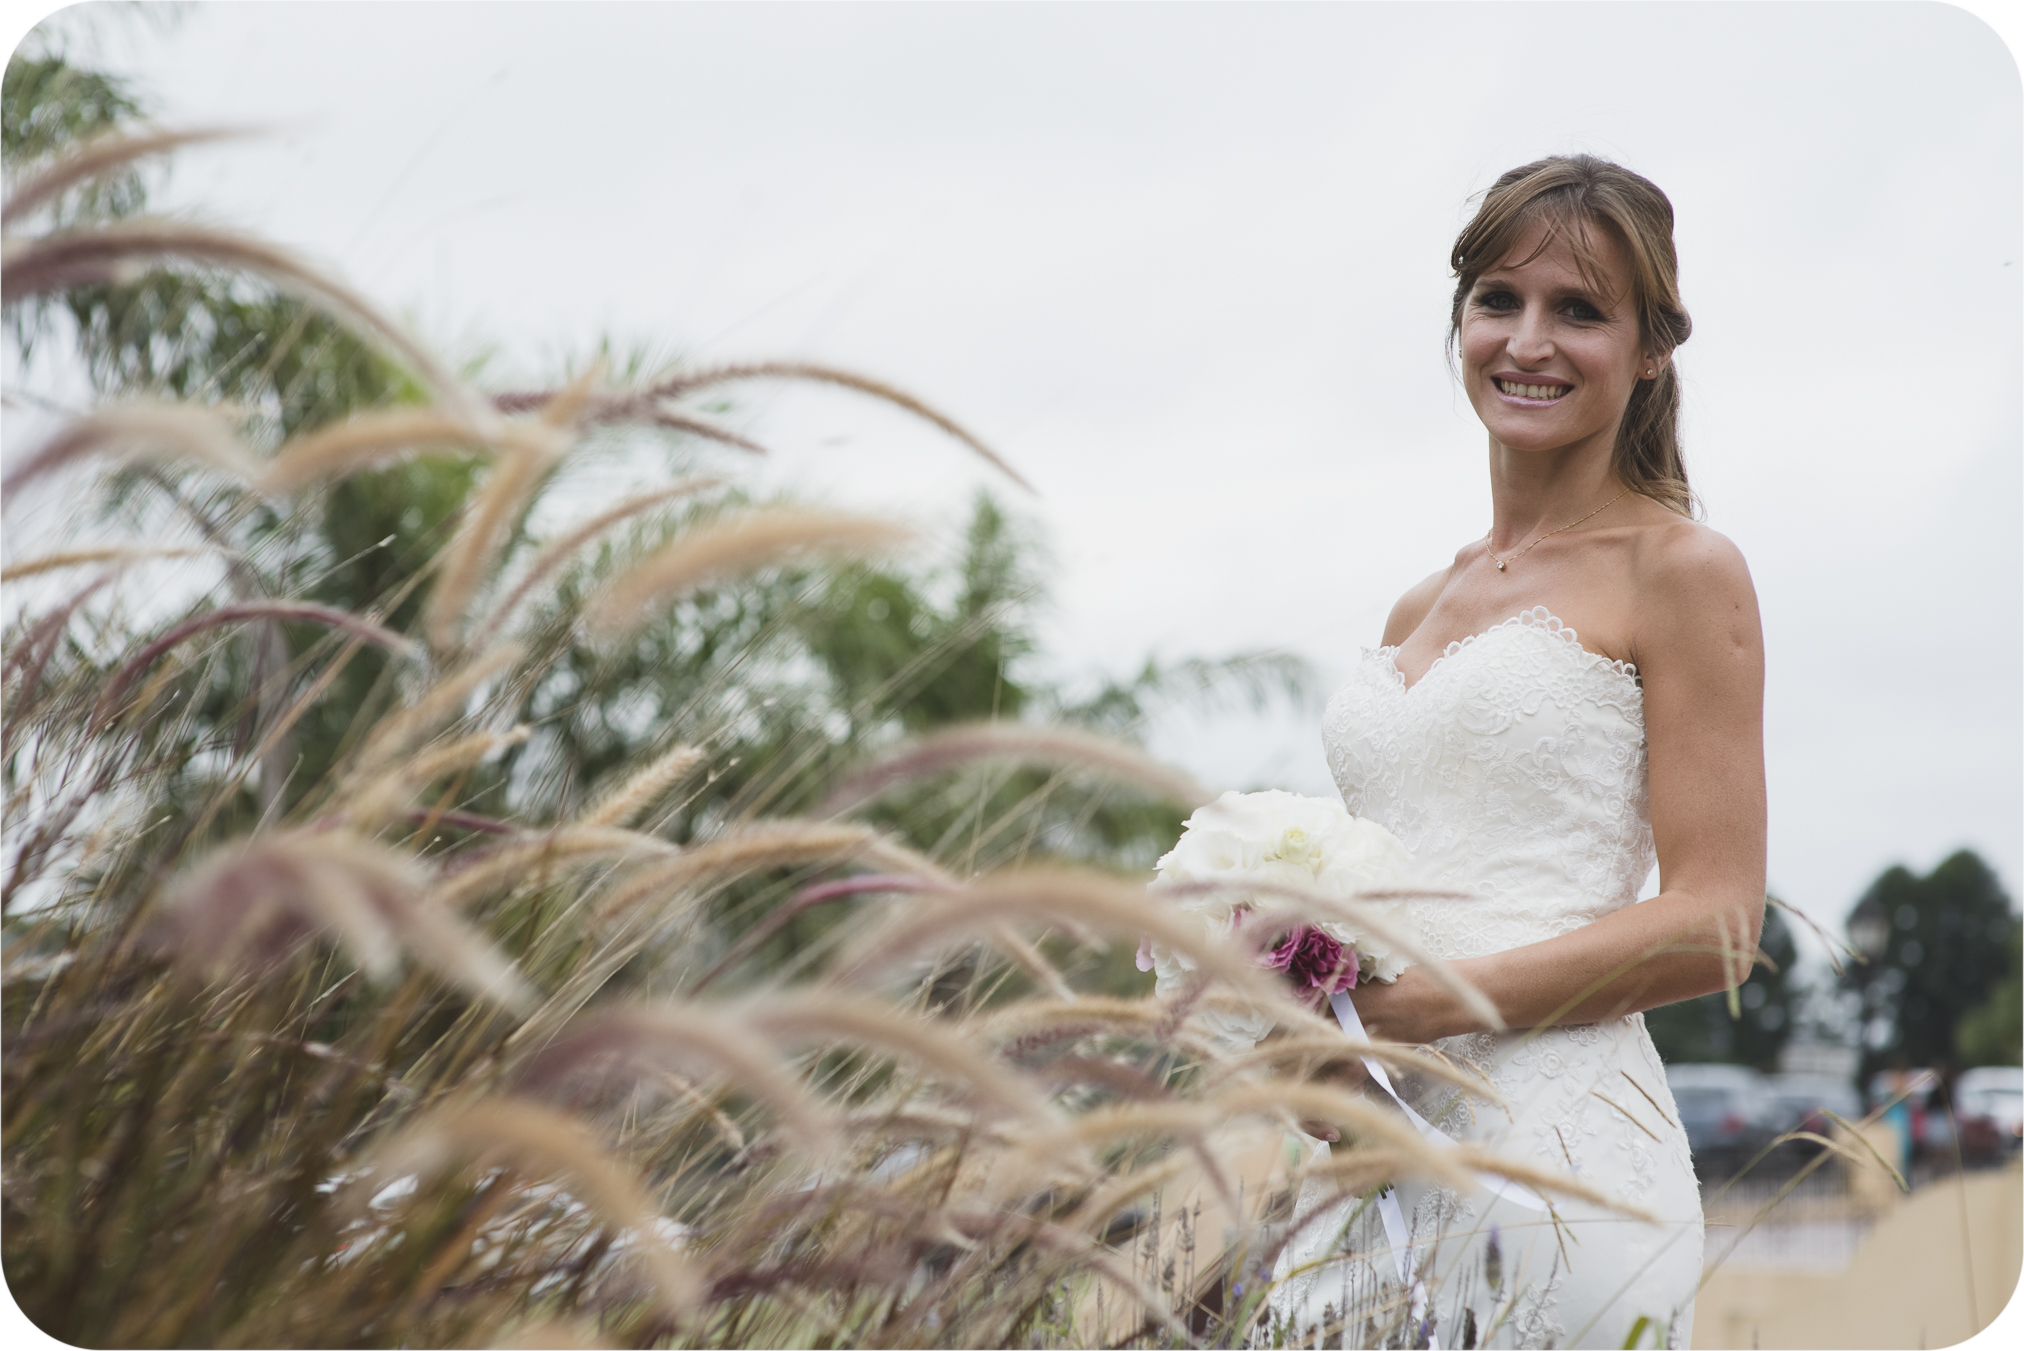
left=1458, top=218, right=1658, bottom=462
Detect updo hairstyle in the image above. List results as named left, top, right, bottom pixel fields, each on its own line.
left=1449, top=155, right=1696, bottom=517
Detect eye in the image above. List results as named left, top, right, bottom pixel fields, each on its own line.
left=1474, top=289, right=1519, bottom=312
left=1561, top=298, right=1606, bottom=322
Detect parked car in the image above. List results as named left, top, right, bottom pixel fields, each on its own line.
left=1664, top=1064, right=1777, bottom=1177
left=1752, top=1072, right=1864, bottom=1173
left=1955, top=1066, right=2023, bottom=1165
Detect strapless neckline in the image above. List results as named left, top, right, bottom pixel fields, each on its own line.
left=1376, top=605, right=1641, bottom=696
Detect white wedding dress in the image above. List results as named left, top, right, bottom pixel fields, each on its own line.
left=1270, top=606, right=1703, bottom=1349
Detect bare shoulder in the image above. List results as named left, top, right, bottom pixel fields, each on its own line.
left=1624, top=518, right=1763, bottom=677
left=1380, top=559, right=1459, bottom=647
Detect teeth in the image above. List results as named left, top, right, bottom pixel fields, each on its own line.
left=1498, top=379, right=1569, bottom=400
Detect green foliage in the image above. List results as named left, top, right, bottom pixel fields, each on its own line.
left=1843, top=849, right=2019, bottom=1078
left=1955, top=921, right=2023, bottom=1067
left=1644, top=901, right=1797, bottom=1071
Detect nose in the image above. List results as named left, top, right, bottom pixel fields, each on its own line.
left=1508, top=303, right=1554, bottom=367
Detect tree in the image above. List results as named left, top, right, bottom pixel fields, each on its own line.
left=1954, top=917, right=2022, bottom=1067
left=1644, top=901, right=1798, bottom=1071
left=1843, top=849, right=2019, bottom=1080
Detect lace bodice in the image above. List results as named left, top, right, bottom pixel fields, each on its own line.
left=1320, top=605, right=1655, bottom=961
left=1276, top=605, right=1700, bottom=1349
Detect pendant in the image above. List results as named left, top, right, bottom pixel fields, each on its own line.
left=1496, top=560, right=1506, bottom=570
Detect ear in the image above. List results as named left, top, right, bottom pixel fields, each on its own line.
left=1641, top=349, right=1671, bottom=380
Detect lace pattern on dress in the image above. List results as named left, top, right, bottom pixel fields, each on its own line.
left=1288, top=604, right=1704, bottom=1349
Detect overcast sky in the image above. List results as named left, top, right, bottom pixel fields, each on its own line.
left=7, top=2, right=2021, bottom=961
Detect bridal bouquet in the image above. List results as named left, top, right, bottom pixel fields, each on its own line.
left=1137, top=789, right=1415, bottom=1054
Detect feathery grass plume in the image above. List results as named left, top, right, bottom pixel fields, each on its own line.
left=511, top=1003, right=836, bottom=1155
left=92, top=601, right=418, bottom=724
left=584, top=507, right=914, bottom=641
left=746, top=991, right=1061, bottom=1129
left=578, top=743, right=706, bottom=829
left=433, top=826, right=684, bottom=911
left=592, top=819, right=939, bottom=928
left=831, top=866, right=1298, bottom=1011
left=1, top=400, right=259, bottom=498
left=1, top=125, right=242, bottom=225
left=649, top=360, right=1034, bottom=493
left=346, top=644, right=523, bottom=782
left=494, top=1319, right=618, bottom=1351
left=494, top=386, right=773, bottom=455
left=0, top=219, right=479, bottom=418
left=156, top=829, right=535, bottom=1012
left=258, top=407, right=500, bottom=496
left=422, top=435, right=565, bottom=652
left=819, top=720, right=1212, bottom=817
left=1063, top=1153, right=1198, bottom=1237
left=474, top=478, right=722, bottom=646
left=1228, top=1031, right=1499, bottom=1104
left=975, top=994, right=1173, bottom=1045
left=344, top=725, right=531, bottom=827
left=0, top=545, right=216, bottom=582
left=357, top=1100, right=702, bottom=1319
left=955, top=1207, right=1199, bottom=1345
left=691, top=872, right=949, bottom=993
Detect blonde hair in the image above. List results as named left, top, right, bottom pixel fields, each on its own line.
left=1448, top=155, right=1697, bottom=517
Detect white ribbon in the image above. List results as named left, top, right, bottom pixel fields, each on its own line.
left=1323, top=991, right=1552, bottom=1350
left=1327, top=991, right=1550, bottom=1213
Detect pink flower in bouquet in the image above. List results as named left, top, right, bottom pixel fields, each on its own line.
left=1263, top=925, right=1358, bottom=994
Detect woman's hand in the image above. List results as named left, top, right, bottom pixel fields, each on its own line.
left=1297, top=1054, right=1369, bottom=1143
left=1338, top=966, right=1489, bottom=1046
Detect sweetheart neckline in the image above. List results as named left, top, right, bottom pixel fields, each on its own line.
left=1375, top=604, right=1641, bottom=696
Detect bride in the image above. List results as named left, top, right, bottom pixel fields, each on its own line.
left=1274, top=155, right=1766, bottom=1349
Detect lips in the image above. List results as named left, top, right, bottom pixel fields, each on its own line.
left=1494, top=378, right=1571, bottom=401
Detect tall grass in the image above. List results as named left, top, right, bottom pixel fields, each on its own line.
left=0, top=125, right=1608, bottom=1350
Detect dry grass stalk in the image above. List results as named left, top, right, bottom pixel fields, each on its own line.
left=92, top=601, right=418, bottom=724
left=511, top=1003, right=835, bottom=1155
left=820, top=721, right=1212, bottom=817
left=345, top=725, right=531, bottom=827
left=474, top=478, right=723, bottom=646
left=2, top=400, right=259, bottom=497
left=832, top=867, right=1298, bottom=1013
left=648, top=361, right=1033, bottom=493
left=156, top=829, right=535, bottom=1011
left=578, top=743, right=706, bottom=829
left=1228, top=1031, right=1500, bottom=1104
left=591, top=819, right=926, bottom=927
left=433, top=826, right=684, bottom=911
left=584, top=508, right=913, bottom=641
left=422, top=438, right=565, bottom=652
left=1, top=125, right=242, bottom=225
left=258, top=407, right=499, bottom=495
left=746, top=991, right=1061, bottom=1128
left=0, top=545, right=216, bottom=582
left=347, top=644, right=523, bottom=781
left=0, top=219, right=477, bottom=417
left=1063, top=1153, right=1198, bottom=1236
left=358, top=1099, right=702, bottom=1318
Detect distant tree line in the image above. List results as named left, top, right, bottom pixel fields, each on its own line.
left=1646, top=851, right=2020, bottom=1080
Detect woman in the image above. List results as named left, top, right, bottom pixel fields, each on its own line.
left=1283, top=155, right=1766, bottom=1349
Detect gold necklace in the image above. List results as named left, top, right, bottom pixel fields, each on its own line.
left=1484, top=488, right=1629, bottom=571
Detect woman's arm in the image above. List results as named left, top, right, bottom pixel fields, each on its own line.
left=1349, top=523, right=1768, bottom=1043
